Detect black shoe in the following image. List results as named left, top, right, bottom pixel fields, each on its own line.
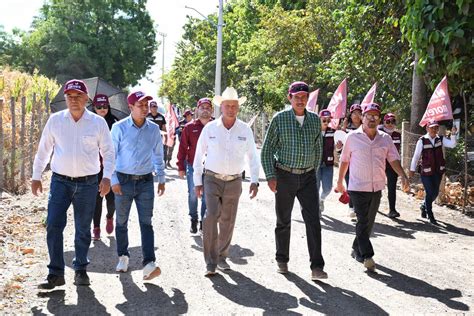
left=429, top=217, right=439, bottom=225
left=166, top=161, right=172, bottom=168
left=74, top=270, right=90, bottom=286
left=38, top=274, right=65, bottom=290
left=199, top=221, right=202, bottom=233
left=420, top=204, right=427, bottom=218
left=388, top=210, right=400, bottom=218
left=351, top=250, right=363, bottom=263
left=190, top=220, right=198, bottom=234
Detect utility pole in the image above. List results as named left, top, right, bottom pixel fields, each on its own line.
left=158, top=31, right=167, bottom=105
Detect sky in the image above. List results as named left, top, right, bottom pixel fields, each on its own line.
left=0, top=0, right=219, bottom=102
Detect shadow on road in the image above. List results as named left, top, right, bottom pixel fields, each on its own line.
left=369, top=264, right=469, bottom=311
left=191, top=236, right=254, bottom=265
left=210, top=270, right=300, bottom=315
left=284, top=273, right=388, bottom=315
left=32, top=287, right=109, bottom=315
left=115, top=273, right=188, bottom=314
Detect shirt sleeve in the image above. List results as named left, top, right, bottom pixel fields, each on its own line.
left=443, top=135, right=457, bottom=148
left=340, top=135, right=352, bottom=163
left=260, top=116, right=278, bottom=180
left=177, top=125, right=189, bottom=171
left=32, top=116, right=55, bottom=180
left=152, top=126, right=166, bottom=183
left=386, top=137, right=401, bottom=162
left=110, top=124, right=121, bottom=186
left=410, top=139, right=423, bottom=172
left=193, top=125, right=208, bottom=186
left=98, top=119, right=115, bottom=180
left=314, top=119, right=323, bottom=171
left=246, top=128, right=260, bottom=184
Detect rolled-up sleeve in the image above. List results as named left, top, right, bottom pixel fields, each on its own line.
left=152, top=128, right=166, bottom=184
left=386, top=138, right=401, bottom=162
left=340, top=136, right=352, bottom=163
left=246, top=129, right=260, bottom=184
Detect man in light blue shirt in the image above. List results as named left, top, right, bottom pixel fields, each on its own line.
left=111, top=91, right=165, bottom=281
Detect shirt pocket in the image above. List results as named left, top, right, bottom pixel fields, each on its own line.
left=82, top=135, right=97, bottom=154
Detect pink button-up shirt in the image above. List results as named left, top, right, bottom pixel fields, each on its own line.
left=341, top=127, right=400, bottom=192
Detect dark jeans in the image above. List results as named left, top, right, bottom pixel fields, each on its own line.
left=386, top=166, right=398, bottom=213
left=345, top=172, right=353, bottom=208
left=349, top=190, right=382, bottom=259
left=93, top=169, right=115, bottom=228
left=47, top=173, right=98, bottom=275
left=186, top=161, right=206, bottom=221
left=420, top=173, right=442, bottom=218
left=115, top=173, right=156, bottom=266
left=275, top=168, right=324, bottom=270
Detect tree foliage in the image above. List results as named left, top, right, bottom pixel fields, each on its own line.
left=5, top=0, right=158, bottom=88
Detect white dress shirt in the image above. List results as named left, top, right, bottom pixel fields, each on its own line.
left=409, top=133, right=457, bottom=172
left=32, top=109, right=115, bottom=180
left=193, top=117, right=260, bottom=186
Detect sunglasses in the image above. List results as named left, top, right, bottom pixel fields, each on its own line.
left=321, top=119, right=331, bottom=123
left=150, top=105, right=158, bottom=108
left=385, top=119, right=396, bottom=124
left=95, top=105, right=109, bottom=110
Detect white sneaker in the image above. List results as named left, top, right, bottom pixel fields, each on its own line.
left=364, top=257, right=376, bottom=272
left=143, top=261, right=161, bottom=280
left=116, top=255, right=129, bottom=272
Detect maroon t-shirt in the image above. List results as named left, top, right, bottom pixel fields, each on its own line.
left=177, top=119, right=205, bottom=171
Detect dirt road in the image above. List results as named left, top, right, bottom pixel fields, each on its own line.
left=1, top=161, right=473, bottom=315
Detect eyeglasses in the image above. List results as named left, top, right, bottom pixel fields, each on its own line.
left=95, top=105, right=108, bottom=110
left=385, top=119, right=396, bottom=124
left=150, top=106, right=158, bottom=108
left=365, top=114, right=380, bottom=120
left=321, top=119, right=331, bottom=123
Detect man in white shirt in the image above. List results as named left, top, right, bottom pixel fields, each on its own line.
left=193, top=87, right=259, bottom=276
left=32, top=79, right=115, bottom=289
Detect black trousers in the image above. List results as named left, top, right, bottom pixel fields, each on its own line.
left=93, top=169, right=115, bottom=228
left=386, top=166, right=398, bottom=212
left=275, top=168, right=324, bottom=270
left=349, top=190, right=382, bottom=259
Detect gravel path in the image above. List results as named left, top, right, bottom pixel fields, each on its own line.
left=1, top=155, right=473, bottom=315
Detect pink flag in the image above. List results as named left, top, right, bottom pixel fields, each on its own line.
left=419, top=76, right=453, bottom=127
left=360, top=83, right=377, bottom=110
left=306, top=89, right=319, bottom=113
left=165, top=103, right=179, bottom=147
left=327, top=79, right=347, bottom=129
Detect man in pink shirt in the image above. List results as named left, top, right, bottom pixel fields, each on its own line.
left=336, top=103, right=409, bottom=272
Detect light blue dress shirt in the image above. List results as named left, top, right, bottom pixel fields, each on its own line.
left=111, top=116, right=165, bottom=185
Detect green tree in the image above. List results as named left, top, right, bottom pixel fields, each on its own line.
left=15, top=0, right=157, bottom=88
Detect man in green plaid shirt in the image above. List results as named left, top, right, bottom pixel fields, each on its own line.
left=261, top=81, right=327, bottom=280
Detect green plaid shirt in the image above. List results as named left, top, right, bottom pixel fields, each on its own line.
left=261, top=108, right=323, bottom=180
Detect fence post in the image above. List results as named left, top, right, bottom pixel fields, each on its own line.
left=0, top=98, right=4, bottom=193
left=45, top=91, right=50, bottom=116
left=10, top=97, right=16, bottom=190
left=37, top=96, right=44, bottom=136
left=20, top=96, right=26, bottom=183
left=28, top=93, right=36, bottom=177
left=401, top=121, right=410, bottom=170
left=261, top=112, right=266, bottom=144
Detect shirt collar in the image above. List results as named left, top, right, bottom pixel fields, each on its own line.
left=64, top=108, right=92, bottom=121
left=127, top=115, right=150, bottom=128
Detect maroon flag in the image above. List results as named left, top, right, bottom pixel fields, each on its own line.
left=419, top=76, right=453, bottom=127
left=327, top=79, right=347, bottom=129
left=360, top=83, right=377, bottom=110
left=165, top=103, right=179, bottom=147
left=306, top=89, right=319, bottom=113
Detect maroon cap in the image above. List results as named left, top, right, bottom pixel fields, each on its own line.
left=64, top=79, right=88, bottom=95
left=197, top=98, right=212, bottom=108
left=288, top=81, right=309, bottom=95
left=92, top=94, right=109, bottom=107
left=183, top=110, right=194, bottom=117
left=426, top=119, right=439, bottom=127
left=383, top=113, right=396, bottom=121
left=362, top=102, right=381, bottom=114
left=127, top=91, right=152, bottom=105
left=149, top=101, right=158, bottom=107
left=349, top=103, right=362, bottom=113
left=319, top=109, right=332, bottom=118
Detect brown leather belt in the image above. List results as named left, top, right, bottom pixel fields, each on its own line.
left=204, top=169, right=242, bottom=182
left=275, top=162, right=315, bottom=175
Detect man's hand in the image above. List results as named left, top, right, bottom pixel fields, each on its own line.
left=335, top=180, right=346, bottom=193
left=195, top=185, right=204, bottom=199
left=178, top=170, right=186, bottom=179
left=267, top=178, right=277, bottom=193
left=157, top=183, right=165, bottom=196
left=408, top=170, right=415, bottom=179
left=112, top=184, right=123, bottom=195
left=249, top=183, right=258, bottom=199
left=401, top=176, right=410, bottom=193
left=451, top=126, right=458, bottom=135
left=99, top=178, right=111, bottom=197
left=335, top=140, right=343, bottom=150
left=31, top=180, right=43, bottom=196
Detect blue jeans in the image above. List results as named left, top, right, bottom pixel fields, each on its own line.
left=420, top=173, right=442, bottom=217
left=115, top=173, right=156, bottom=266
left=317, top=164, right=334, bottom=201
left=186, top=162, right=206, bottom=221
left=47, top=173, right=98, bottom=275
